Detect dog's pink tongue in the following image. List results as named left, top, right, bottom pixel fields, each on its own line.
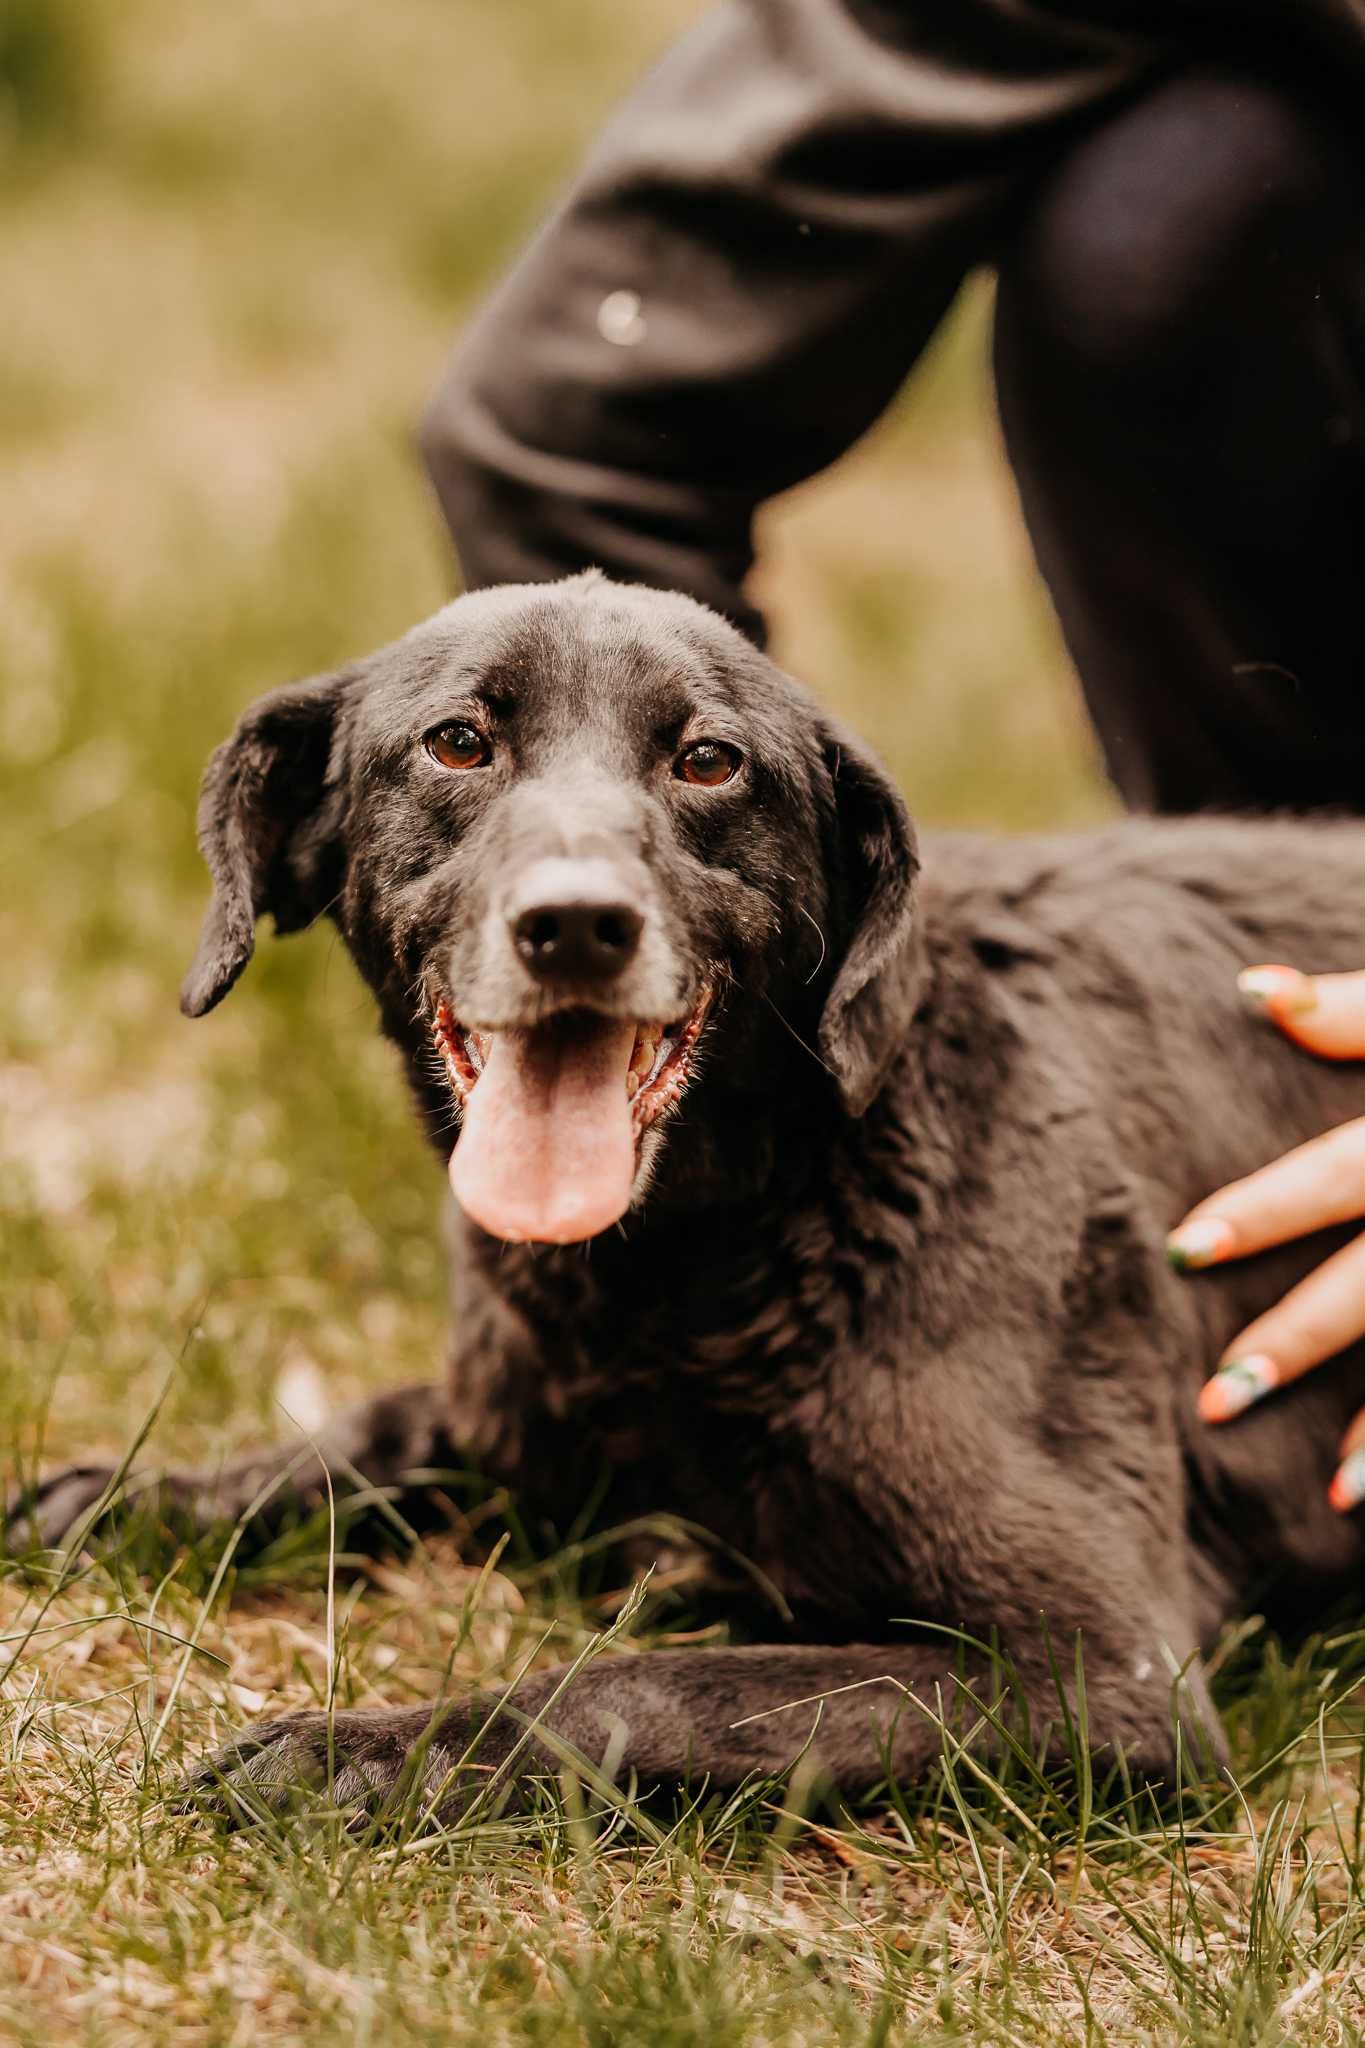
left=449, top=1015, right=638, bottom=1244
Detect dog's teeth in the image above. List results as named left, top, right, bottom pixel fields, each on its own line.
left=630, top=1037, right=657, bottom=1078
left=625, top=1071, right=641, bottom=1099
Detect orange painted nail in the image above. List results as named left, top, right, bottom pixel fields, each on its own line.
left=1329, top=1448, right=1365, bottom=1513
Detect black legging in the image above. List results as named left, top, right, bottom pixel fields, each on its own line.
left=420, top=1, right=1365, bottom=815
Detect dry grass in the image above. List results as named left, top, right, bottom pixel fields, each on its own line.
left=7, top=1535, right=1365, bottom=2044
left=4, top=1, right=1364, bottom=2040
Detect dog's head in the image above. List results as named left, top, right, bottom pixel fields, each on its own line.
left=183, top=573, right=920, bottom=1243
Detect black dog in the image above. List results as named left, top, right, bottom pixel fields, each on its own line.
left=19, top=573, right=1365, bottom=1815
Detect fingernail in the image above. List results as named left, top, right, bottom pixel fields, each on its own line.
left=1237, top=965, right=1317, bottom=1015
left=1329, top=1448, right=1365, bottom=1512
left=1198, top=1354, right=1278, bottom=1423
left=1166, top=1218, right=1236, bottom=1272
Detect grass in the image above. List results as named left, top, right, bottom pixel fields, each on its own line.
left=2, top=0, right=1362, bottom=2040
left=7, top=1517, right=1365, bottom=2046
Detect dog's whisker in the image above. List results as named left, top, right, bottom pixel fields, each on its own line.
left=758, top=991, right=838, bottom=1082
left=794, top=904, right=827, bottom=984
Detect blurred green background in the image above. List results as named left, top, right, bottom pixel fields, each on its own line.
left=0, top=0, right=1110, bottom=1469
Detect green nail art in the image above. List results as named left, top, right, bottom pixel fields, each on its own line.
left=1208, top=1355, right=1277, bottom=1418
left=1236, top=968, right=1317, bottom=1015
left=1166, top=1218, right=1234, bottom=1273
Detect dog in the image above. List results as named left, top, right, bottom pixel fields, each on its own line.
left=16, top=571, right=1365, bottom=1818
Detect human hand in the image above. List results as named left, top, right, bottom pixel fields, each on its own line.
left=1166, top=967, right=1365, bottom=1512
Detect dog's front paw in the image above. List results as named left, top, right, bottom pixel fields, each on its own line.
left=4, top=1464, right=125, bottom=1554
left=181, top=1703, right=502, bottom=1831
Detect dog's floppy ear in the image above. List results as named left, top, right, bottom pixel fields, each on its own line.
left=816, top=720, right=922, bottom=1116
left=181, top=665, right=359, bottom=1018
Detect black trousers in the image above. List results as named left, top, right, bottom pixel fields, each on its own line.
left=993, top=69, right=1365, bottom=813
left=421, top=3, right=1365, bottom=815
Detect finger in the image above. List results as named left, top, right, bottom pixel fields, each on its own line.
left=1330, top=1408, right=1365, bottom=1512
left=1239, top=965, right=1365, bottom=1061
left=1197, top=1229, right=1365, bottom=1426
left=1167, top=1116, right=1365, bottom=1270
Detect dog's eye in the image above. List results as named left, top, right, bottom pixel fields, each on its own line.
left=425, top=721, right=492, bottom=771
left=675, top=740, right=742, bottom=787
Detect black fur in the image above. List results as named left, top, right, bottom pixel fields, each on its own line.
left=20, top=573, right=1365, bottom=1821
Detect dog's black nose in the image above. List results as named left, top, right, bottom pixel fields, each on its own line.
left=512, top=898, right=644, bottom=982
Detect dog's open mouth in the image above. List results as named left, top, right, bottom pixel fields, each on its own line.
left=432, top=990, right=711, bottom=1245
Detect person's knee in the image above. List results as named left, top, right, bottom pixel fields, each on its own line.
left=997, top=68, right=1346, bottom=398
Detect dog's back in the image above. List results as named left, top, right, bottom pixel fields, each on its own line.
left=917, top=814, right=1365, bottom=1637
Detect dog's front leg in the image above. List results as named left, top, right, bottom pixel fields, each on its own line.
left=5, top=1380, right=462, bottom=1554
left=188, top=1632, right=1222, bottom=1829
